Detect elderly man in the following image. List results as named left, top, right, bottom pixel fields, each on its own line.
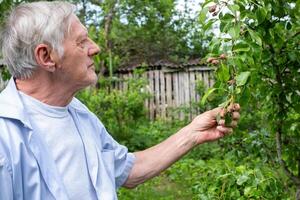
left=0, top=1, right=240, bottom=200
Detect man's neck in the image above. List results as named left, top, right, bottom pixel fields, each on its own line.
left=15, top=73, right=76, bottom=107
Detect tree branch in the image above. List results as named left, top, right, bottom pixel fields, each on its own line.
left=276, top=131, right=300, bottom=185
left=298, top=158, right=300, bottom=178
left=274, top=62, right=300, bottom=187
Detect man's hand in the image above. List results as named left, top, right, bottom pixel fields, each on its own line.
left=125, top=104, right=240, bottom=188
left=188, top=104, right=240, bottom=145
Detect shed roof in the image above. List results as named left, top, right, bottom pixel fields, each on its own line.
left=116, top=58, right=205, bottom=73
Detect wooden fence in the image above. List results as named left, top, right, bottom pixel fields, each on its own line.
left=0, top=59, right=7, bottom=91
left=114, top=66, right=214, bottom=120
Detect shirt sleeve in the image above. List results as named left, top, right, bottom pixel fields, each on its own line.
left=98, top=121, right=136, bottom=188
left=0, top=155, right=13, bottom=200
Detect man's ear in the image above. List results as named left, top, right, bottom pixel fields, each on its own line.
left=34, top=44, right=57, bottom=72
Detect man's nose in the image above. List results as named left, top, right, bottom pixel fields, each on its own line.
left=88, top=38, right=100, bottom=56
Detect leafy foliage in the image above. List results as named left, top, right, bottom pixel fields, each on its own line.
left=1, top=0, right=299, bottom=198
left=201, top=0, right=300, bottom=196
left=77, top=72, right=151, bottom=151
left=77, top=0, right=210, bottom=74
left=119, top=133, right=294, bottom=199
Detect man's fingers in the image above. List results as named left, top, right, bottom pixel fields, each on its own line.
left=233, top=103, right=240, bottom=111
left=232, top=112, right=240, bottom=120
left=214, top=104, right=240, bottom=126
left=219, top=109, right=225, bottom=118
left=227, top=103, right=240, bottom=112
left=218, top=119, right=225, bottom=126
left=230, top=120, right=238, bottom=128
left=210, top=107, right=223, bottom=117
left=218, top=119, right=238, bottom=128
left=217, top=126, right=233, bottom=135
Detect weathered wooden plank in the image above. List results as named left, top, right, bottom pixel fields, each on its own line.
left=148, top=70, right=155, bottom=120
left=143, top=72, right=149, bottom=118
left=154, top=70, right=160, bottom=118
left=184, top=71, right=190, bottom=105
left=208, top=70, right=215, bottom=87
left=165, top=72, right=172, bottom=118
left=160, top=70, right=166, bottom=118
left=115, top=74, right=119, bottom=90
left=189, top=71, right=196, bottom=102
left=177, top=72, right=182, bottom=106
left=118, top=74, right=123, bottom=90
left=173, top=72, right=179, bottom=109
left=203, top=70, right=210, bottom=87
left=177, top=72, right=184, bottom=119
left=186, top=71, right=192, bottom=120
left=123, top=74, right=128, bottom=91
left=195, top=71, right=203, bottom=103
left=112, top=67, right=214, bottom=120
left=189, top=71, right=196, bottom=119
left=188, top=66, right=213, bottom=71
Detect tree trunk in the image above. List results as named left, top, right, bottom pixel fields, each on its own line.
left=296, top=187, right=300, bottom=200
left=274, top=64, right=300, bottom=198
left=103, top=0, right=118, bottom=78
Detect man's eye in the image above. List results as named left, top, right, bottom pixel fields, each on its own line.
left=78, top=40, right=87, bottom=48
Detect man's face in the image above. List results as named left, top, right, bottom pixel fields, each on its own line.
left=54, top=15, right=100, bottom=91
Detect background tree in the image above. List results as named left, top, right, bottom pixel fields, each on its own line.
left=76, top=0, right=209, bottom=77
left=201, top=0, right=300, bottom=198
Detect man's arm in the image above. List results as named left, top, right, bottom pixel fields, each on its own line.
left=123, top=104, right=240, bottom=188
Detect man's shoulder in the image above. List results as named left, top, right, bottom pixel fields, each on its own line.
left=69, top=97, right=91, bottom=114
left=0, top=92, right=24, bottom=123
left=69, top=97, right=105, bottom=128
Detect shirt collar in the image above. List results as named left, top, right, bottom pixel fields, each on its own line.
left=0, top=77, right=90, bottom=129
left=0, top=77, right=33, bottom=129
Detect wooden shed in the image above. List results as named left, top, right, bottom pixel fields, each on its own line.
left=114, top=59, right=215, bottom=120
left=0, top=59, right=6, bottom=90
left=0, top=59, right=4, bottom=67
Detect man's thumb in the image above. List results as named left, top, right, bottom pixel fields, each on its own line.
left=210, top=107, right=224, bottom=118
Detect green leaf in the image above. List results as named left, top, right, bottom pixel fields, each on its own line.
left=217, top=63, right=230, bottom=82
left=220, top=13, right=235, bottom=32
left=233, top=43, right=250, bottom=52
left=199, top=7, right=209, bottom=24
left=218, top=99, right=231, bottom=108
left=222, top=13, right=235, bottom=21
left=235, top=87, right=241, bottom=94
left=256, top=7, right=267, bottom=25
left=203, top=19, right=216, bottom=31
left=228, top=4, right=240, bottom=15
left=237, top=175, right=249, bottom=185
left=201, top=88, right=218, bottom=105
left=248, top=29, right=262, bottom=46
left=201, top=0, right=214, bottom=8
left=228, top=24, right=240, bottom=40
left=236, top=71, right=251, bottom=87
left=244, top=186, right=253, bottom=196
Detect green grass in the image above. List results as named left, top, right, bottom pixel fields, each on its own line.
left=118, top=172, right=193, bottom=200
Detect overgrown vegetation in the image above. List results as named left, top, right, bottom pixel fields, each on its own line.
left=200, top=0, right=300, bottom=198
left=76, top=72, right=296, bottom=199
left=1, top=0, right=299, bottom=199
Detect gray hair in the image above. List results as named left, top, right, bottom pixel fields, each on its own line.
left=0, top=1, right=76, bottom=79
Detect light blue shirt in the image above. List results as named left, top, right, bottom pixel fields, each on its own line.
left=19, top=91, right=96, bottom=200
left=0, top=78, right=135, bottom=200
